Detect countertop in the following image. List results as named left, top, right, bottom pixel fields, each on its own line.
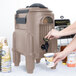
left=0, top=58, right=76, bottom=76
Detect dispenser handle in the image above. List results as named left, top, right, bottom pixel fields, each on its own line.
left=16, top=17, right=27, bottom=24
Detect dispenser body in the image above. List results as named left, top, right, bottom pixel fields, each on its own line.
left=13, top=3, right=57, bottom=73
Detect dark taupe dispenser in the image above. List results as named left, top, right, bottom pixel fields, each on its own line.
left=13, top=3, right=57, bottom=73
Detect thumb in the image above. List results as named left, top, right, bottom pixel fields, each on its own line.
left=49, top=36, right=55, bottom=40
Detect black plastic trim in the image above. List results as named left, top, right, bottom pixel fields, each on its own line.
left=55, top=19, right=70, bottom=26
left=16, top=9, right=29, bottom=14
left=27, top=3, right=47, bottom=8
left=16, top=17, right=26, bottom=24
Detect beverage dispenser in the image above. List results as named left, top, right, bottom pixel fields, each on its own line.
left=13, top=3, right=57, bottom=73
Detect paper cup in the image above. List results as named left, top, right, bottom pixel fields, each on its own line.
left=44, top=53, right=55, bottom=68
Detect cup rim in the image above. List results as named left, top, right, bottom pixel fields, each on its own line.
left=44, top=53, right=54, bottom=57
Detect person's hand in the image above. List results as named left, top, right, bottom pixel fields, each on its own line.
left=45, top=29, right=60, bottom=40
left=53, top=51, right=68, bottom=65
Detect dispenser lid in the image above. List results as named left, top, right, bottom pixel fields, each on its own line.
left=27, top=3, right=47, bottom=8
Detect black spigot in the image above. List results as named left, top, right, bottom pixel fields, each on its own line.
left=41, top=38, right=49, bottom=52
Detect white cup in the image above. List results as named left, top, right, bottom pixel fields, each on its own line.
left=44, top=53, right=55, bottom=68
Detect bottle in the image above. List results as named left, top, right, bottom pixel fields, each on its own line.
left=60, top=38, right=71, bottom=65
left=60, top=45, right=67, bottom=65
left=67, top=52, right=76, bottom=67
left=1, top=46, right=11, bottom=73
left=67, top=49, right=76, bottom=67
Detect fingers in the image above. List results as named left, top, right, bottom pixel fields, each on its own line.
left=53, top=53, right=60, bottom=66
left=45, top=35, right=48, bottom=38
left=45, top=34, right=48, bottom=39
left=45, top=31, right=51, bottom=38
left=45, top=33, right=54, bottom=40
left=53, top=53, right=57, bottom=58
left=47, top=33, right=52, bottom=39
left=49, top=37, right=54, bottom=40
left=45, top=29, right=55, bottom=40
left=53, top=55, right=59, bottom=63
left=45, top=33, right=50, bottom=39
left=53, top=52, right=64, bottom=66
left=54, top=59, right=61, bottom=65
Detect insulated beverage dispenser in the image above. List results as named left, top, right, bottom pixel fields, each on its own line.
left=13, top=3, right=57, bottom=73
